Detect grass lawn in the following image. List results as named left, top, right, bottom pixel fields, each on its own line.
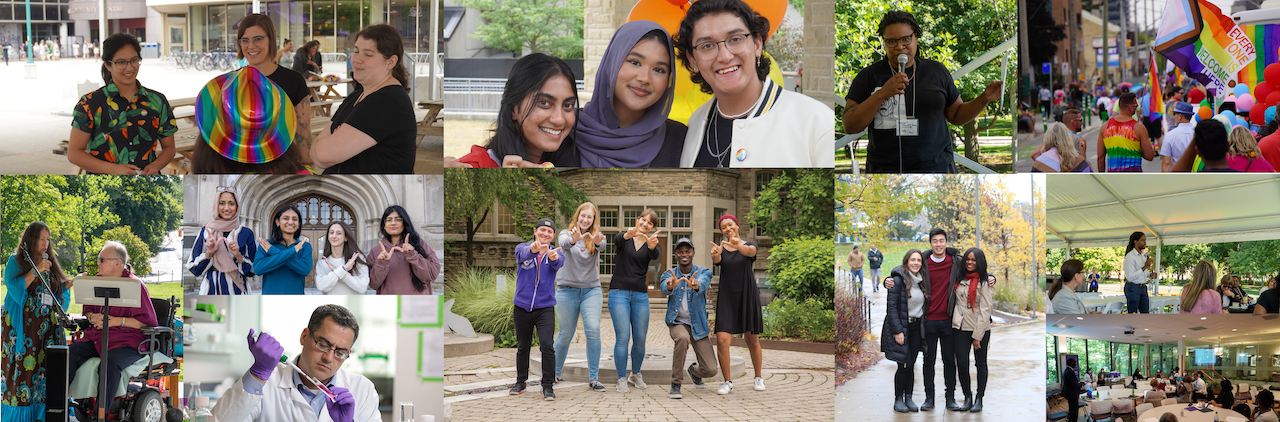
left=1, top=282, right=183, bottom=316
left=838, top=116, right=1016, bottom=173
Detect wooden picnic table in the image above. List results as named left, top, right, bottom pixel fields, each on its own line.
left=307, top=78, right=353, bottom=118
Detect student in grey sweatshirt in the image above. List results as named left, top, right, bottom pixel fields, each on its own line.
left=553, top=202, right=608, bottom=392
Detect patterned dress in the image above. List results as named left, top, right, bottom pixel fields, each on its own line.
left=2, top=254, right=70, bottom=422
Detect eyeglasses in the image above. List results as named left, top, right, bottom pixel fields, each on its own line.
left=238, top=35, right=268, bottom=46
left=97, top=257, right=122, bottom=263
left=692, top=33, right=753, bottom=61
left=108, top=57, right=142, bottom=68
left=310, top=333, right=351, bottom=360
left=882, top=34, right=916, bottom=48
left=385, top=216, right=403, bottom=223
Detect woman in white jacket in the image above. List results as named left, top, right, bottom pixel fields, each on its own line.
left=315, top=221, right=369, bottom=295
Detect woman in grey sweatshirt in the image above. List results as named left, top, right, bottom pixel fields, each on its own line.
left=552, top=202, right=608, bottom=392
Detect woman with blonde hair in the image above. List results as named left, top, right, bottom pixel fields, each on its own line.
left=553, top=202, right=609, bottom=392
left=1033, top=122, right=1090, bottom=172
left=1180, top=260, right=1223, bottom=314
left=1227, top=126, right=1275, bottom=172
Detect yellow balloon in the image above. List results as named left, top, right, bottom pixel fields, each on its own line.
left=666, top=52, right=787, bottom=125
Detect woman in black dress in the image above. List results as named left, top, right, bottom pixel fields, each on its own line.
left=711, top=214, right=763, bottom=395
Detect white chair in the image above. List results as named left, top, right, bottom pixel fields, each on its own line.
left=1104, top=301, right=1124, bottom=314
left=1161, top=398, right=1178, bottom=406
left=1090, top=400, right=1114, bottom=422
left=1111, top=398, right=1135, bottom=421
left=1136, top=402, right=1154, bottom=415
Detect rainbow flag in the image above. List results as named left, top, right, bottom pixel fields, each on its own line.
left=1155, top=0, right=1257, bottom=97
left=1234, top=24, right=1280, bottom=89
left=1148, top=50, right=1164, bottom=123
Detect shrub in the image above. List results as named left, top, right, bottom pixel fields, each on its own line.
left=762, top=297, right=835, bottom=343
left=767, top=236, right=835, bottom=305
left=445, top=266, right=553, bottom=348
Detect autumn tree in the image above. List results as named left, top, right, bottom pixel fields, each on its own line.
left=837, top=174, right=922, bottom=249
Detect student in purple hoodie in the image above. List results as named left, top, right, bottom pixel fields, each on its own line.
left=510, top=218, right=565, bottom=401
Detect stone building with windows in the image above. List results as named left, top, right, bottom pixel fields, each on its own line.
left=444, top=169, right=782, bottom=309
left=183, top=174, right=443, bottom=293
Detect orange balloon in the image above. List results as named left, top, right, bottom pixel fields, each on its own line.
left=1198, top=105, right=1212, bottom=120
left=627, top=0, right=787, bottom=41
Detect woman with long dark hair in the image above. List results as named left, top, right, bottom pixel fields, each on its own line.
left=883, top=249, right=929, bottom=412
left=452, top=53, right=581, bottom=167
left=951, top=247, right=993, bottom=412
left=1048, top=259, right=1088, bottom=314
left=255, top=204, right=313, bottom=295
left=2, top=222, right=72, bottom=420
left=310, top=24, right=417, bottom=173
left=370, top=205, right=441, bottom=294
left=292, top=40, right=321, bottom=76
left=187, top=187, right=257, bottom=294
left=69, top=32, right=177, bottom=174
left=315, top=221, right=370, bottom=295
left=574, top=20, right=685, bottom=167
left=1123, top=231, right=1154, bottom=313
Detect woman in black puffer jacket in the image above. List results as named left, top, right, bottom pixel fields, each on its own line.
left=881, top=248, right=930, bottom=413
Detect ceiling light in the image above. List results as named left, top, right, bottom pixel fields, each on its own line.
left=1077, top=317, right=1084, bottom=320
left=1201, top=317, right=1207, bottom=320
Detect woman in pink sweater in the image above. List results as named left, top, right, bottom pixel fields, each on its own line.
left=1180, top=260, right=1223, bottom=314
left=370, top=205, right=441, bottom=295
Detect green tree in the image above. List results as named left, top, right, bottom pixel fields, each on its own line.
left=746, top=169, right=835, bottom=241
left=837, top=174, right=922, bottom=248
left=1073, top=247, right=1125, bottom=279
left=460, top=0, right=583, bottom=58
left=766, top=236, right=835, bottom=305
left=2, top=176, right=119, bottom=273
left=99, top=176, right=183, bottom=255
left=1223, top=240, right=1280, bottom=284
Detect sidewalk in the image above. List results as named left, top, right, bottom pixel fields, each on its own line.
left=835, top=273, right=1045, bottom=421
left=445, top=311, right=834, bottom=421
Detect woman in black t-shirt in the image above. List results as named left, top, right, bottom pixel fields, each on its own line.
left=311, top=24, right=416, bottom=173
left=609, top=208, right=661, bottom=392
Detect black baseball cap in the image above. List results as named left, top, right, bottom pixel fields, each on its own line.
left=674, top=237, right=695, bottom=250
left=535, top=218, right=555, bottom=231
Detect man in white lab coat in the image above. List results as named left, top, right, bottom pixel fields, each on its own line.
left=212, top=304, right=380, bottom=422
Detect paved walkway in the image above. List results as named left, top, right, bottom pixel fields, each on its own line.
left=835, top=274, right=1046, bottom=421
left=445, top=311, right=834, bottom=421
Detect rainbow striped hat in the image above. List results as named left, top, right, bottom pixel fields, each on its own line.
left=195, top=66, right=296, bottom=164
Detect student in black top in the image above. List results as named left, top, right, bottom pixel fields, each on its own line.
left=841, top=10, right=1003, bottom=173
left=609, top=209, right=661, bottom=393
left=292, top=41, right=321, bottom=77
left=1173, top=119, right=1239, bottom=172
left=311, top=24, right=416, bottom=173
left=236, top=14, right=313, bottom=165
left=710, top=214, right=763, bottom=395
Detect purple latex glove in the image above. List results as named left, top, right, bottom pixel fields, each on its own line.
left=324, top=386, right=355, bottom=422
left=247, top=329, right=284, bottom=381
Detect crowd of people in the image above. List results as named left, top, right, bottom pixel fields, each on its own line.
left=1060, top=362, right=1279, bottom=422
left=0, top=38, right=102, bottom=63
left=507, top=205, right=767, bottom=401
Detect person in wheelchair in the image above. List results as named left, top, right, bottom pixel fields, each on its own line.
left=66, top=242, right=160, bottom=416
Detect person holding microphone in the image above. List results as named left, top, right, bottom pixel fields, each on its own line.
left=1123, top=231, right=1155, bottom=313
left=2, top=222, right=73, bottom=420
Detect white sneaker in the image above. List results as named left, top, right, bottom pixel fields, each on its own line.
left=617, top=378, right=629, bottom=393
left=628, top=372, right=648, bottom=389
left=718, top=380, right=734, bottom=395
left=754, top=377, right=765, bottom=391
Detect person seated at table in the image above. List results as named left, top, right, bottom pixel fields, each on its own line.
left=1256, top=275, right=1280, bottom=314
left=292, top=40, right=321, bottom=77
left=1252, top=390, right=1277, bottom=422
left=69, top=32, right=177, bottom=175
left=1192, top=372, right=1211, bottom=402
left=1083, top=371, right=1097, bottom=391
left=235, top=14, right=312, bottom=165
left=1159, top=413, right=1180, bottom=422
left=1146, top=379, right=1167, bottom=406
left=1207, top=372, right=1235, bottom=409
left=1176, top=375, right=1194, bottom=403
left=1219, top=274, right=1243, bottom=307
left=310, top=24, right=416, bottom=174
left=1048, top=259, right=1094, bottom=314
left=1180, top=260, right=1223, bottom=314
left=1133, top=369, right=1145, bottom=381
left=192, top=66, right=309, bottom=174
left=450, top=53, right=580, bottom=168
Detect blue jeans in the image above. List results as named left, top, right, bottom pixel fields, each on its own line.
left=1124, top=282, right=1150, bottom=314
left=608, top=289, right=650, bottom=377
left=852, top=269, right=864, bottom=292
left=554, top=286, right=602, bottom=381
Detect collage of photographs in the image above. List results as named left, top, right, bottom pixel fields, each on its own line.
left=0, top=0, right=1277, bottom=420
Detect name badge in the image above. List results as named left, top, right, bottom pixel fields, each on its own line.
left=41, top=292, right=53, bottom=306
left=899, top=118, right=919, bottom=136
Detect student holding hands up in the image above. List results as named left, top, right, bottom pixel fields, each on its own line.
left=510, top=218, right=564, bottom=401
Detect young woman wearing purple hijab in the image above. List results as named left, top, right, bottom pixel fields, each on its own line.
left=575, top=20, right=687, bottom=168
